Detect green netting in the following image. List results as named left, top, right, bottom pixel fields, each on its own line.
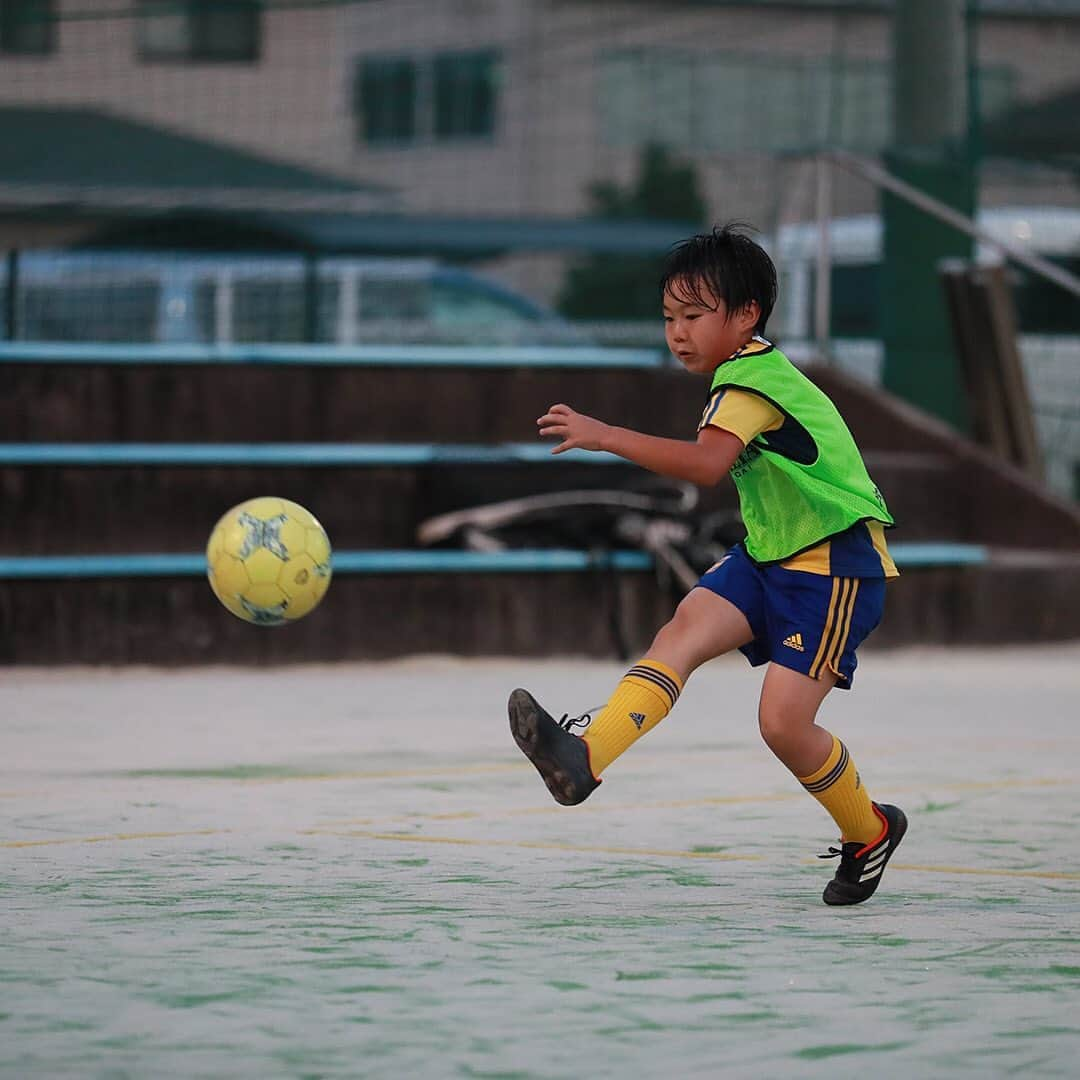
left=1, top=0, right=1078, bottom=493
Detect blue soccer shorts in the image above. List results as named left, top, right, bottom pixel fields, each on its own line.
left=697, top=544, right=886, bottom=689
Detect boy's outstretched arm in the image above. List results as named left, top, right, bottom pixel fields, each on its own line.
left=537, top=403, right=742, bottom=487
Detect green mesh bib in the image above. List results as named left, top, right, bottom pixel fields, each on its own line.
left=709, top=346, right=894, bottom=563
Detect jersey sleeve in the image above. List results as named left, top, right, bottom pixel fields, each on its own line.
left=698, top=388, right=784, bottom=446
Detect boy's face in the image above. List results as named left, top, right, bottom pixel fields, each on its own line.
left=663, top=279, right=761, bottom=375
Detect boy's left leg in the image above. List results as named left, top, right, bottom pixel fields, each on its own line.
left=758, top=663, right=906, bottom=905
left=758, top=663, right=880, bottom=842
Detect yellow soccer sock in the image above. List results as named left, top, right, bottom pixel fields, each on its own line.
left=583, top=660, right=683, bottom=775
left=797, top=735, right=883, bottom=846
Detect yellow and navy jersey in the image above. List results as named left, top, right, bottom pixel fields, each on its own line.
left=698, top=380, right=898, bottom=580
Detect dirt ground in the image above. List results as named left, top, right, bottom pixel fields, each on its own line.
left=3, top=645, right=1079, bottom=1078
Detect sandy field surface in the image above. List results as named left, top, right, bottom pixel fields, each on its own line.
left=3, top=645, right=1079, bottom=1078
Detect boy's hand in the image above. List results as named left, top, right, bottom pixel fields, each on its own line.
left=537, top=404, right=610, bottom=454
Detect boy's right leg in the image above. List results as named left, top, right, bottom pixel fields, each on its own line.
left=584, top=588, right=754, bottom=774
left=509, top=587, right=754, bottom=805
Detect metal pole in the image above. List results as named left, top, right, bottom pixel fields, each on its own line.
left=5, top=251, right=17, bottom=341
left=303, top=253, right=319, bottom=344
left=895, top=0, right=968, bottom=151
left=814, top=153, right=832, bottom=356
left=966, top=0, right=982, bottom=165
left=882, top=0, right=974, bottom=428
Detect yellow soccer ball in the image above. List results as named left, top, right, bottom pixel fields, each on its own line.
left=206, top=497, right=332, bottom=626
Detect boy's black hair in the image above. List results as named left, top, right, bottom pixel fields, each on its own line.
left=660, top=222, right=778, bottom=334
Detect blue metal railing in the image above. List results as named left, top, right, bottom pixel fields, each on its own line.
left=0, top=549, right=654, bottom=579
left=0, top=442, right=626, bottom=466
left=0, top=543, right=988, bottom=580
left=0, top=342, right=666, bottom=368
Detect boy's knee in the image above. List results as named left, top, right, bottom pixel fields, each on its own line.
left=758, top=703, right=796, bottom=753
left=649, top=605, right=692, bottom=650
left=647, top=590, right=750, bottom=675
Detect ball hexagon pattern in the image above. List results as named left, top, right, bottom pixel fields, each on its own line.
left=206, top=497, right=332, bottom=626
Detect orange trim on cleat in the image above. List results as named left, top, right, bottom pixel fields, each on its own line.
left=854, top=802, right=889, bottom=859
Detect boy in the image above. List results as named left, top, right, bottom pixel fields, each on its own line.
left=508, top=223, right=906, bottom=906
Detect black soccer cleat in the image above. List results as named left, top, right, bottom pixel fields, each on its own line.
left=820, top=803, right=907, bottom=906
left=508, top=688, right=601, bottom=806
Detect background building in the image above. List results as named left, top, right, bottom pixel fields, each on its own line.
left=3, top=1, right=1079, bottom=225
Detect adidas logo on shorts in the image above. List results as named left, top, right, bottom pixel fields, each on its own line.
left=782, top=632, right=805, bottom=652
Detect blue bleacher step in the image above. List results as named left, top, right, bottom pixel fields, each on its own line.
left=0, top=543, right=988, bottom=579
left=0, top=443, right=626, bottom=466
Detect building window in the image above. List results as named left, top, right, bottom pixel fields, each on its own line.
left=357, top=58, right=418, bottom=143
left=600, top=50, right=1015, bottom=155
left=433, top=51, right=499, bottom=138
left=355, top=50, right=501, bottom=145
left=0, top=0, right=56, bottom=54
left=137, top=0, right=261, bottom=63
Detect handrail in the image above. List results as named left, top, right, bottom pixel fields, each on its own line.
left=828, top=150, right=1080, bottom=300
left=0, top=550, right=653, bottom=578
left=0, top=342, right=666, bottom=368
left=0, top=442, right=627, bottom=466
left=0, top=543, right=989, bottom=579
